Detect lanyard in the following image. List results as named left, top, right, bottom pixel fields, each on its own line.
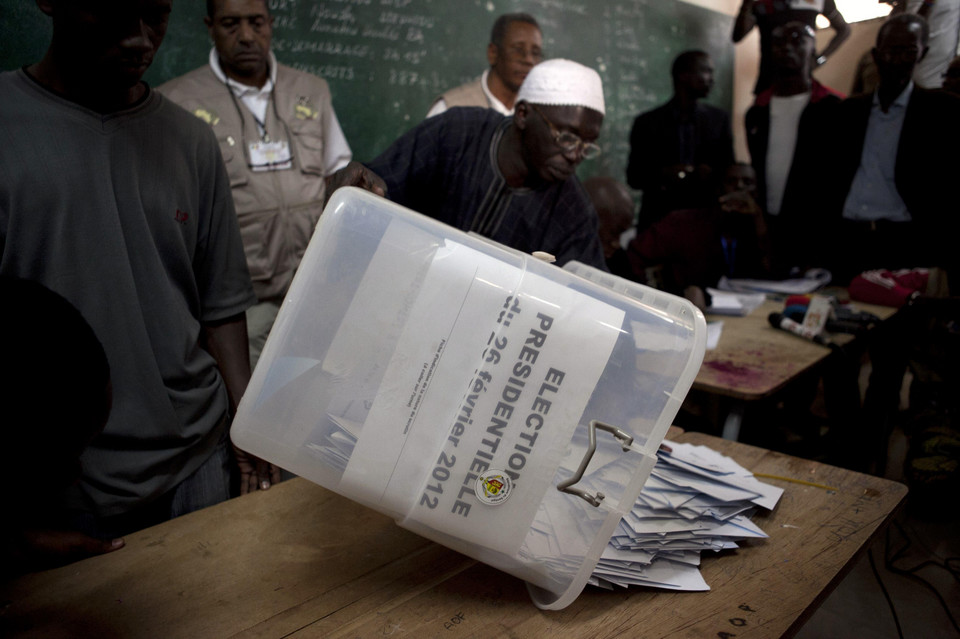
left=224, top=81, right=284, bottom=140
left=721, top=237, right=737, bottom=276
left=223, top=82, right=295, bottom=169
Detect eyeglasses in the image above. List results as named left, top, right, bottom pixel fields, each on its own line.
left=504, top=44, right=543, bottom=63
left=529, top=103, right=602, bottom=160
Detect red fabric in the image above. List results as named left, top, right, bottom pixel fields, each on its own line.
left=753, top=80, right=845, bottom=107
left=890, top=268, right=929, bottom=292
left=848, top=269, right=927, bottom=307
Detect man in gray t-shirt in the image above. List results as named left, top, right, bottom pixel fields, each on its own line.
left=0, top=0, right=277, bottom=557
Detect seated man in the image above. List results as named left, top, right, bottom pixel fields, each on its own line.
left=625, top=163, right=771, bottom=308
left=361, top=59, right=607, bottom=269
left=427, top=13, right=542, bottom=117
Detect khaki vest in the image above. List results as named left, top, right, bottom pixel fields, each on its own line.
left=438, top=76, right=491, bottom=109
left=159, top=64, right=336, bottom=302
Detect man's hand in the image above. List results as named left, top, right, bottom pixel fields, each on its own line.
left=683, top=285, right=708, bottom=312
left=7, top=529, right=125, bottom=574
left=233, top=445, right=282, bottom=494
left=719, top=190, right=762, bottom=216
left=325, top=161, right=388, bottom=206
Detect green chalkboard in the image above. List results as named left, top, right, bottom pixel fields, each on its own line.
left=0, top=0, right=732, bottom=183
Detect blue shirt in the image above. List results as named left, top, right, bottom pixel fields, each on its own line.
left=842, top=83, right=914, bottom=222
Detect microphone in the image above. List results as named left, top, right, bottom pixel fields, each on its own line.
left=768, top=312, right=833, bottom=347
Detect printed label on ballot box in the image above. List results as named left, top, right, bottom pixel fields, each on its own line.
left=338, top=227, right=623, bottom=555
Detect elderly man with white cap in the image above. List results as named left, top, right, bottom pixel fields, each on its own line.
left=331, top=59, right=607, bottom=268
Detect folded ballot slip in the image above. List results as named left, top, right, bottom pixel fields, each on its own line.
left=231, top=187, right=706, bottom=609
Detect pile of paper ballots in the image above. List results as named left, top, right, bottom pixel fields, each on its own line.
left=589, top=441, right=783, bottom=591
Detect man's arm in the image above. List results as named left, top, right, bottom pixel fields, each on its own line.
left=916, top=0, right=936, bottom=19
left=732, top=0, right=757, bottom=43
left=324, top=160, right=388, bottom=206
left=201, top=313, right=281, bottom=493
left=321, top=102, right=353, bottom=175
left=815, top=3, right=851, bottom=66
left=4, top=529, right=125, bottom=576
left=552, top=209, right=608, bottom=271
left=201, top=313, right=249, bottom=415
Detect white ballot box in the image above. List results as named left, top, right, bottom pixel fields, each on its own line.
left=231, top=187, right=706, bottom=609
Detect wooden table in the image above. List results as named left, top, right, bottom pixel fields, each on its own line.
left=694, top=298, right=896, bottom=439
left=0, top=432, right=907, bottom=639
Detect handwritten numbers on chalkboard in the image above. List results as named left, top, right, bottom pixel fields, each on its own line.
left=389, top=69, right=422, bottom=87
left=383, top=48, right=427, bottom=65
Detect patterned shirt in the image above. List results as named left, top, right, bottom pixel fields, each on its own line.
left=367, top=107, right=606, bottom=269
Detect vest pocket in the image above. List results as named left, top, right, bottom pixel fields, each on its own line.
left=217, top=136, right=249, bottom=188
left=289, top=121, right=325, bottom=176
left=237, top=207, right=279, bottom=289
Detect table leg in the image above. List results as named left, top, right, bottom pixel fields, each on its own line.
left=721, top=403, right=745, bottom=440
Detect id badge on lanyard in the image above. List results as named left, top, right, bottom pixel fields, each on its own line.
left=249, top=140, right=293, bottom=172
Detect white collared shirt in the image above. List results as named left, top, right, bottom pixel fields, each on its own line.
left=209, top=47, right=277, bottom=133
left=208, top=48, right=352, bottom=174
left=842, top=82, right=914, bottom=222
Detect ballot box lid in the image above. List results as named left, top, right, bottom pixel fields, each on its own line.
left=232, top=187, right=706, bottom=609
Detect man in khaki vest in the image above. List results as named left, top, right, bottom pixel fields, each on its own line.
left=160, top=0, right=357, bottom=368
left=426, top=13, right=542, bottom=118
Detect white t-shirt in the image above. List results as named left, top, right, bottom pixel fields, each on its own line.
left=765, top=92, right=811, bottom=215
left=907, top=0, right=960, bottom=88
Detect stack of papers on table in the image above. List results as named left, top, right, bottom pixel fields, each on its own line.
left=589, top=441, right=783, bottom=591
left=717, top=268, right=831, bottom=295
left=705, top=289, right=766, bottom=316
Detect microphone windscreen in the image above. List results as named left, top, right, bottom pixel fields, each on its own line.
left=768, top=312, right=784, bottom=328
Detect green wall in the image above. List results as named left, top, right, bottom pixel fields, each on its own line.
left=0, top=0, right=733, bottom=182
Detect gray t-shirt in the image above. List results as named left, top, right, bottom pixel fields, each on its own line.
left=0, top=70, right=257, bottom=516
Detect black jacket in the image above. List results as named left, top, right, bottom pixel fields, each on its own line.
left=627, top=99, right=733, bottom=228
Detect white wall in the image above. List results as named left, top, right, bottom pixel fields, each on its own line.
left=815, top=17, right=886, bottom=95
left=678, top=0, right=883, bottom=161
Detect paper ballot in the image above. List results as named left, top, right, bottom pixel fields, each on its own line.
left=337, top=224, right=624, bottom=555
left=591, top=440, right=783, bottom=592
left=705, top=289, right=766, bottom=317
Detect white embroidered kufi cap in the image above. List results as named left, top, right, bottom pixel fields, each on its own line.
left=515, top=59, right=605, bottom=115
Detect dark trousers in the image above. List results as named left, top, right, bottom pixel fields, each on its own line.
left=832, top=219, right=921, bottom=285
